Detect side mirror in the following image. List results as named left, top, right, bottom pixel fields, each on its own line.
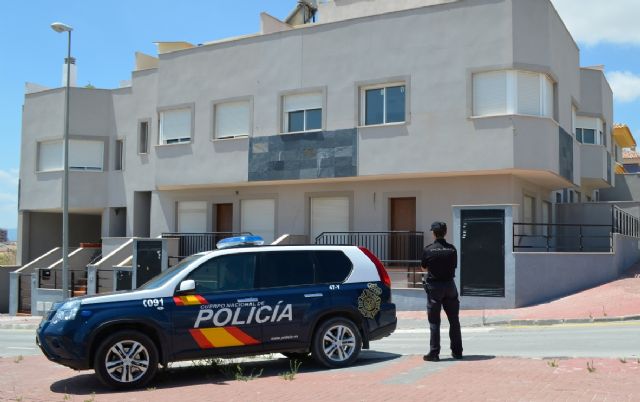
left=178, top=279, right=195, bottom=293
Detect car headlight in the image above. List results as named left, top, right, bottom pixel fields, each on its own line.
left=51, top=300, right=81, bottom=324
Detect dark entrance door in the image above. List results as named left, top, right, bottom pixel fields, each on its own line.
left=460, top=209, right=505, bottom=297
left=215, top=204, right=233, bottom=233
left=389, top=197, right=420, bottom=287
left=135, top=240, right=162, bottom=288
left=18, top=274, right=32, bottom=314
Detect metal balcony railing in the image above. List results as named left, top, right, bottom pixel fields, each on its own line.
left=161, top=232, right=252, bottom=261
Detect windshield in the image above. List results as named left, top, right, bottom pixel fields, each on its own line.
left=137, top=254, right=203, bottom=290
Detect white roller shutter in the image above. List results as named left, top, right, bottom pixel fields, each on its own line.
left=283, top=93, right=322, bottom=112
left=241, top=199, right=275, bottom=243
left=178, top=201, right=207, bottom=233
left=69, top=140, right=104, bottom=171
left=38, top=141, right=63, bottom=172
left=517, top=71, right=541, bottom=116
left=215, top=101, right=250, bottom=138
left=310, top=197, right=349, bottom=242
left=473, top=71, right=507, bottom=116
left=160, top=108, right=191, bottom=143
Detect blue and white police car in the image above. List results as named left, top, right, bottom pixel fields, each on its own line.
left=37, top=239, right=397, bottom=389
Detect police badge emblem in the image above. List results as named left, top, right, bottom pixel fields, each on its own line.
left=358, top=283, right=382, bottom=319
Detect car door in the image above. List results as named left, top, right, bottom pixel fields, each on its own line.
left=255, top=250, right=332, bottom=351
left=171, top=252, right=263, bottom=361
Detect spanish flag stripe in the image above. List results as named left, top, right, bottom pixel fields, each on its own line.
left=200, top=328, right=245, bottom=347
left=184, top=295, right=200, bottom=305
left=225, top=326, right=260, bottom=345
left=189, top=328, right=214, bottom=349
left=173, top=296, right=184, bottom=306
left=195, top=295, right=208, bottom=304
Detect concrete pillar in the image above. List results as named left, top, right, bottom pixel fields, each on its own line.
left=16, top=211, right=30, bottom=266
left=9, top=272, right=18, bottom=316
left=30, top=272, right=37, bottom=315
left=87, top=265, right=97, bottom=295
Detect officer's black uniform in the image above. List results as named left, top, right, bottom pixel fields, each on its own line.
left=421, top=223, right=463, bottom=360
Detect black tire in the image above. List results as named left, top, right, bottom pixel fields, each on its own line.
left=281, top=352, right=311, bottom=360
left=311, top=317, right=362, bottom=368
left=93, top=330, right=159, bottom=390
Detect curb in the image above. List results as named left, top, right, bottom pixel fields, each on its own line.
left=0, top=323, right=40, bottom=330
left=484, top=314, right=640, bottom=327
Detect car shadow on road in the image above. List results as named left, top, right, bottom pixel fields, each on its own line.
left=49, top=351, right=403, bottom=396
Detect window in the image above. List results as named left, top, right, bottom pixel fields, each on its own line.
left=282, top=93, right=322, bottom=132
left=159, top=108, right=192, bottom=144
left=473, top=70, right=554, bottom=118
left=314, top=251, right=352, bottom=283
left=177, top=201, right=207, bottom=233
left=38, top=139, right=104, bottom=172
left=38, top=141, right=63, bottom=172
left=576, top=116, right=603, bottom=145
left=138, top=121, right=149, bottom=154
left=215, top=100, right=251, bottom=139
left=257, top=251, right=315, bottom=288
left=240, top=199, right=275, bottom=243
left=187, top=253, right=257, bottom=293
left=115, top=139, right=124, bottom=171
left=361, top=84, right=405, bottom=126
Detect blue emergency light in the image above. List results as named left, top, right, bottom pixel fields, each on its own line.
left=216, top=235, right=265, bottom=249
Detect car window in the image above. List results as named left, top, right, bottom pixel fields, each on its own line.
left=186, top=253, right=257, bottom=293
left=314, top=251, right=353, bottom=283
left=257, top=251, right=315, bottom=288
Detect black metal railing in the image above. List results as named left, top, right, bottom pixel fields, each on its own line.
left=612, top=206, right=640, bottom=238
left=161, top=232, right=252, bottom=261
left=314, top=231, right=425, bottom=288
left=513, top=223, right=613, bottom=252
left=37, top=269, right=88, bottom=295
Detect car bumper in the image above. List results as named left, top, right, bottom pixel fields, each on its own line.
left=37, top=323, right=90, bottom=370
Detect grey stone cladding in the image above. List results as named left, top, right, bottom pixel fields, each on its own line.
left=248, top=129, right=357, bottom=181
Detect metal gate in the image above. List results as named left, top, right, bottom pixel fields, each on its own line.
left=134, top=240, right=162, bottom=288
left=460, top=209, right=505, bottom=297
left=18, top=274, right=31, bottom=314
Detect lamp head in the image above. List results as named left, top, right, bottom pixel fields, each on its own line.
left=51, top=22, right=73, bottom=33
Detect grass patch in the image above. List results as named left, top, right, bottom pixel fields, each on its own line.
left=279, top=359, right=302, bottom=381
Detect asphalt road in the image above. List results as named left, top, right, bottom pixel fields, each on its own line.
left=2, top=321, right=639, bottom=360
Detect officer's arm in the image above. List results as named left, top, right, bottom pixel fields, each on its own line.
left=421, top=250, right=429, bottom=271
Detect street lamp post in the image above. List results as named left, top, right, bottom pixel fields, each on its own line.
left=51, top=22, right=73, bottom=300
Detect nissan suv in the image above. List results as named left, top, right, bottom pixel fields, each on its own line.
left=37, top=244, right=397, bottom=389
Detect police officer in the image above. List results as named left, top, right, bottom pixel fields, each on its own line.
left=421, top=221, right=463, bottom=361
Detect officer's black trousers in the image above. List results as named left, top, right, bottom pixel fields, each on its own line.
left=425, top=280, right=463, bottom=356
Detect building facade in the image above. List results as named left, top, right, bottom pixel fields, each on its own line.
left=18, top=0, right=618, bottom=308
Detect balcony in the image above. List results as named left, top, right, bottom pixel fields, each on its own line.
left=580, top=143, right=610, bottom=188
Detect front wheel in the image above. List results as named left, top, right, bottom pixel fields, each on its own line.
left=312, top=317, right=362, bottom=368
left=93, top=330, right=159, bottom=389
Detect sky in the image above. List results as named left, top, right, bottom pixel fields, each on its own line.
left=1, top=0, right=640, bottom=233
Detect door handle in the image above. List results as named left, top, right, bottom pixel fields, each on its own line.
left=304, top=293, right=323, bottom=298
left=237, top=298, right=258, bottom=303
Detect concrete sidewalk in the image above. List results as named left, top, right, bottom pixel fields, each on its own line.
left=400, top=262, right=640, bottom=328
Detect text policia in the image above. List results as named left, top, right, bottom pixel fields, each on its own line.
left=194, top=301, right=293, bottom=328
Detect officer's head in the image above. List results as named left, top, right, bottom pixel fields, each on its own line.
left=430, top=221, right=447, bottom=239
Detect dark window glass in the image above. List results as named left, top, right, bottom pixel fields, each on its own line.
left=187, top=253, right=256, bottom=293
left=306, top=108, right=322, bottom=130
left=288, top=110, right=305, bottom=132
left=314, top=251, right=353, bottom=283
left=257, top=251, right=314, bottom=288
left=386, top=85, right=405, bottom=123
left=576, top=128, right=583, bottom=143
left=139, top=121, right=149, bottom=154
left=555, top=192, right=562, bottom=203
left=115, top=140, right=123, bottom=171
left=365, top=88, right=384, bottom=125
left=583, top=128, right=596, bottom=144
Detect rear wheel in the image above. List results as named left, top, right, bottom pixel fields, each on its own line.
left=312, top=317, right=362, bottom=368
left=93, top=330, right=158, bottom=389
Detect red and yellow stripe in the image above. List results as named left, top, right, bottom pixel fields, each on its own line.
left=173, top=295, right=208, bottom=306
left=189, top=327, right=260, bottom=349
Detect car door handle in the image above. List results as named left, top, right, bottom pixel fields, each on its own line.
left=237, top=298, right=258, bottom=303
left=304, top=293, right=323, bottom=298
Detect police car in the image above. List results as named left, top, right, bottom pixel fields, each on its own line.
left=36, top=238, right=397, bottom=389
